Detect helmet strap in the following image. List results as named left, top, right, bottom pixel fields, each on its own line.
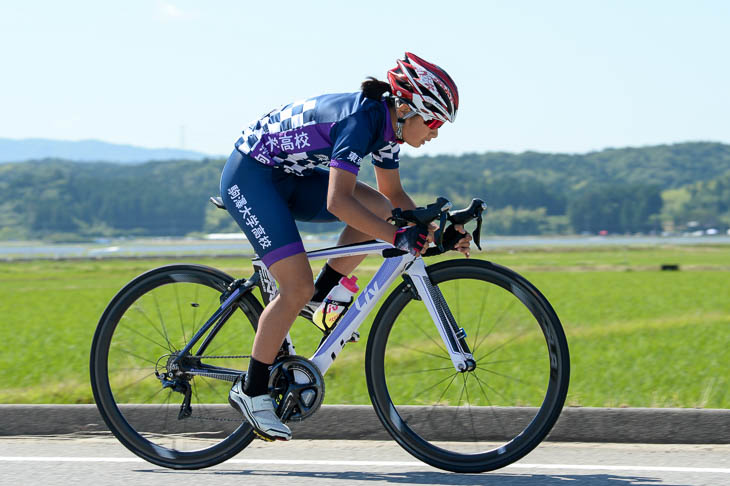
left=395, top=101, right=418, bottom=144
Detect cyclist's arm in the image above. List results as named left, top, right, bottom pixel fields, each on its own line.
left=375, top=166, right=472, bottom=256
left=327, top=167, right=398, bottom=243
left=374, top=166, right=417, bottom=211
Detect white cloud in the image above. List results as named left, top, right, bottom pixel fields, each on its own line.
left=158, top=2, right=191, bottom=20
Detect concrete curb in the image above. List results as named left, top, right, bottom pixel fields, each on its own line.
left=0, top=405, right=728, bottom=443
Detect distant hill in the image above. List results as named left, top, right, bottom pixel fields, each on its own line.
left=0, top=138, right=214, bottom=163
left=0, top=141, right=728, bottom=240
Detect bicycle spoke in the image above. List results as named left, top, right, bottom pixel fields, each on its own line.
left=174, top=284, right=187, bottom=345
left=112, top=366, right=158, bottom=373
left=472, top=297, right=517, bottom=355
left=130, top=305, right=174, bottom=353
left=191, top=284, right=200, bottom=337
left=462, top=374, right=480, bottom=446
left=392, top=343, right=451, bottom=361
left=479, top=355, right=544, bottom=366
left=371, top=257, right=569, bottom=471
left=197, top=374, right=225, bottom=396
left=470, top=282, right=490, bottom=351
left=94, top=266, right=262, bottom=464
left=471, top=372, right=509, bottom=437
left=448, top=375, right=466, bottom=430
left=400, top=370, right=460, bottom=404
left=161, top=390, right=173, bottom=446
left=189, top=294, right=220, bottom=341
left=472, top=370, right=510, bottom=404
left=118, top=322, right=171, bottom=352
left=475, top=325, right=533, bottom=362
left=111, top=371, right=157, bottom=394
left=152, top=294, right=176, bottom=353
left=405, top=312, right=448, bottom=356
left=112, top=346, right=159, bottom=366
left=433, top=371, right=459, bottom=406
left=389, top=365, right=457, bottom=377
left=476, top=367, right=545, bottom=392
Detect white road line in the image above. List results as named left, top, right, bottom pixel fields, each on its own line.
left=0, top=456, right=728, bottom=473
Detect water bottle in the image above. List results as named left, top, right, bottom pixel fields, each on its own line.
left=312, top=275, right=359, bottom=332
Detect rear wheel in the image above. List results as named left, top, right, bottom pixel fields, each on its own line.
left=366, top=259, right=570, bottom=473
left=90, top=264, right=262, bottom=469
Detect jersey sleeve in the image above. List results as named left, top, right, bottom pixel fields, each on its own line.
left=371, top=142, right=400, bottom=170
left=329, top=109, right=380, bottom=175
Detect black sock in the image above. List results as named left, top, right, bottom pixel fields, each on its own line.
left=244, top=357, right=272, bottom=397
left=312, top=263, right=345, bottom=302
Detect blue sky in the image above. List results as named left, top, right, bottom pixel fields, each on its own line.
left=1, top=1, right=728, bottom=157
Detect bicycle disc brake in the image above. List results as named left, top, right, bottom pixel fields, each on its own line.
left=268, top=356, right=325, bottom=423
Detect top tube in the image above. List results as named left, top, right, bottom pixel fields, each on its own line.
left=252, top=239, right=394, bottom=263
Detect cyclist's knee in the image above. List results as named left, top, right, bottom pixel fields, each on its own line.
left=278, top=279, right=314, bottom=307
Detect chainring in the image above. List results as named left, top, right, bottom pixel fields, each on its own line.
left=268, top=355, right=325, bottom=423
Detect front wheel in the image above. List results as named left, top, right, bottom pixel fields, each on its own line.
left=365, top=259, right=570, bottom=473
left=90, top=264, right=263, bottom=469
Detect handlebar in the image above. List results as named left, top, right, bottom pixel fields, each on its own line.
left=387, top=196, right=487, bottom=256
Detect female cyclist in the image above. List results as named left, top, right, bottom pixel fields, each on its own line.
left=221, top=52, right=471, bottom=441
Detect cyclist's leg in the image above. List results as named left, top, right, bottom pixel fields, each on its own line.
left=289, top=169, right=393, bottom=276
left=220, top=151, right=315, bottom=439
left=328, top=181, right=394, bottom=274
left=221, top=150, right=315, bottom=361
left=250, top=253, right=313, bottom=362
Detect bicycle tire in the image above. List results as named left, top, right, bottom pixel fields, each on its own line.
left=365, top=258, right=570, bottom=473
left=90, top=264, right=262, bottom=469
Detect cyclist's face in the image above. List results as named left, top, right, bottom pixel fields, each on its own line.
left=402, top=113, right=439, bottom=148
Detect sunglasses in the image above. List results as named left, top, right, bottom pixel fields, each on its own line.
left=424, top=118, right=444, bottom=129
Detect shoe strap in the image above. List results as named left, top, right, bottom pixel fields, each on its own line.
left=250, top=394, right=277, bottom=412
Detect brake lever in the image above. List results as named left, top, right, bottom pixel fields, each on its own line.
left=473, top=199, right=486, bottom=251
left=474, top=215, right=483, bottom=250
left=434, top=211, right=448, bottom=252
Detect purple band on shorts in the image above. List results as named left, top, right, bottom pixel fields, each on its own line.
left=261, top=241, right=306, bottom=267
left=329, top=159, right=359, bottom=175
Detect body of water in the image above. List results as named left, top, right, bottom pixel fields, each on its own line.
left=2, top=235, right=730, bottom=260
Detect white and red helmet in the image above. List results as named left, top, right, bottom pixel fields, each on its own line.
left=387, top=52, right=459, bottom=126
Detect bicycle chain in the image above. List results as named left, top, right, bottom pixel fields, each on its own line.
left=176, top=354, right=251, bottom=424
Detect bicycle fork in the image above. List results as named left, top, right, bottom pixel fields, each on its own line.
left=404, top=259, right=476, bottom=372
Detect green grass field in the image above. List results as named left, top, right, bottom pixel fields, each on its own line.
left=0, top=245, right=728, bottom=408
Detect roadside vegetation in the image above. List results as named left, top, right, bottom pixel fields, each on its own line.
left=1, top=245, right=727, bottom=408
left=1, top=142, right=729, bottom=241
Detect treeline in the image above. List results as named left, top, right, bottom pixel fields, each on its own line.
left=0, top=142, right=729, bottom=240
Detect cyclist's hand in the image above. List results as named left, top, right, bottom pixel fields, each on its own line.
left=393, top=225, right=429, bottom=256
left=422, top=222, right=439, bottom=254
left=444, top=224, right=472, bottom=258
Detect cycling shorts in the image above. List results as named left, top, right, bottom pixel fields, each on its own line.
left=220, top=149, right=338, bottom=267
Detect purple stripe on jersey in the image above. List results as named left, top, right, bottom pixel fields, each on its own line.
left=250, top=124, right=334, bottom=164
left=329, top=159, right=359, bottom=175
left=382, top=100, right=396, bottom=143
left=261, top=241, right=306, bottom=267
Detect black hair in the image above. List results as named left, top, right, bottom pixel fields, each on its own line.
left=361, top=77, right=395, bottom=107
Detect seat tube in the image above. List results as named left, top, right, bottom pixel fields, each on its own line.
left=405, top=259, right=473, bottom=372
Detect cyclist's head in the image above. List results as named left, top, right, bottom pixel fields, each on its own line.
left=387, top=52, right=459, bottom=128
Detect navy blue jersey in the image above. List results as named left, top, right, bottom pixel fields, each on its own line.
left=235, top=92, right=399, bottom=176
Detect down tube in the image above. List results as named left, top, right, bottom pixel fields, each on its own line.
left=311, top=254, right=410, bottom=374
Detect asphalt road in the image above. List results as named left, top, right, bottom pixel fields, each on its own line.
left=1, top=436, right=728, bottom=486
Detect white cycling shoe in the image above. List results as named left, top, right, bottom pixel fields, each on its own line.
left=229, top=379, right=292, bottom=441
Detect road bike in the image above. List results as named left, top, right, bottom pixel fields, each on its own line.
left=89, top=196, right=570, bottom=473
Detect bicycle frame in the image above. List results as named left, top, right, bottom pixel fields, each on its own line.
left=172, top=239, right=474, bottom=378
